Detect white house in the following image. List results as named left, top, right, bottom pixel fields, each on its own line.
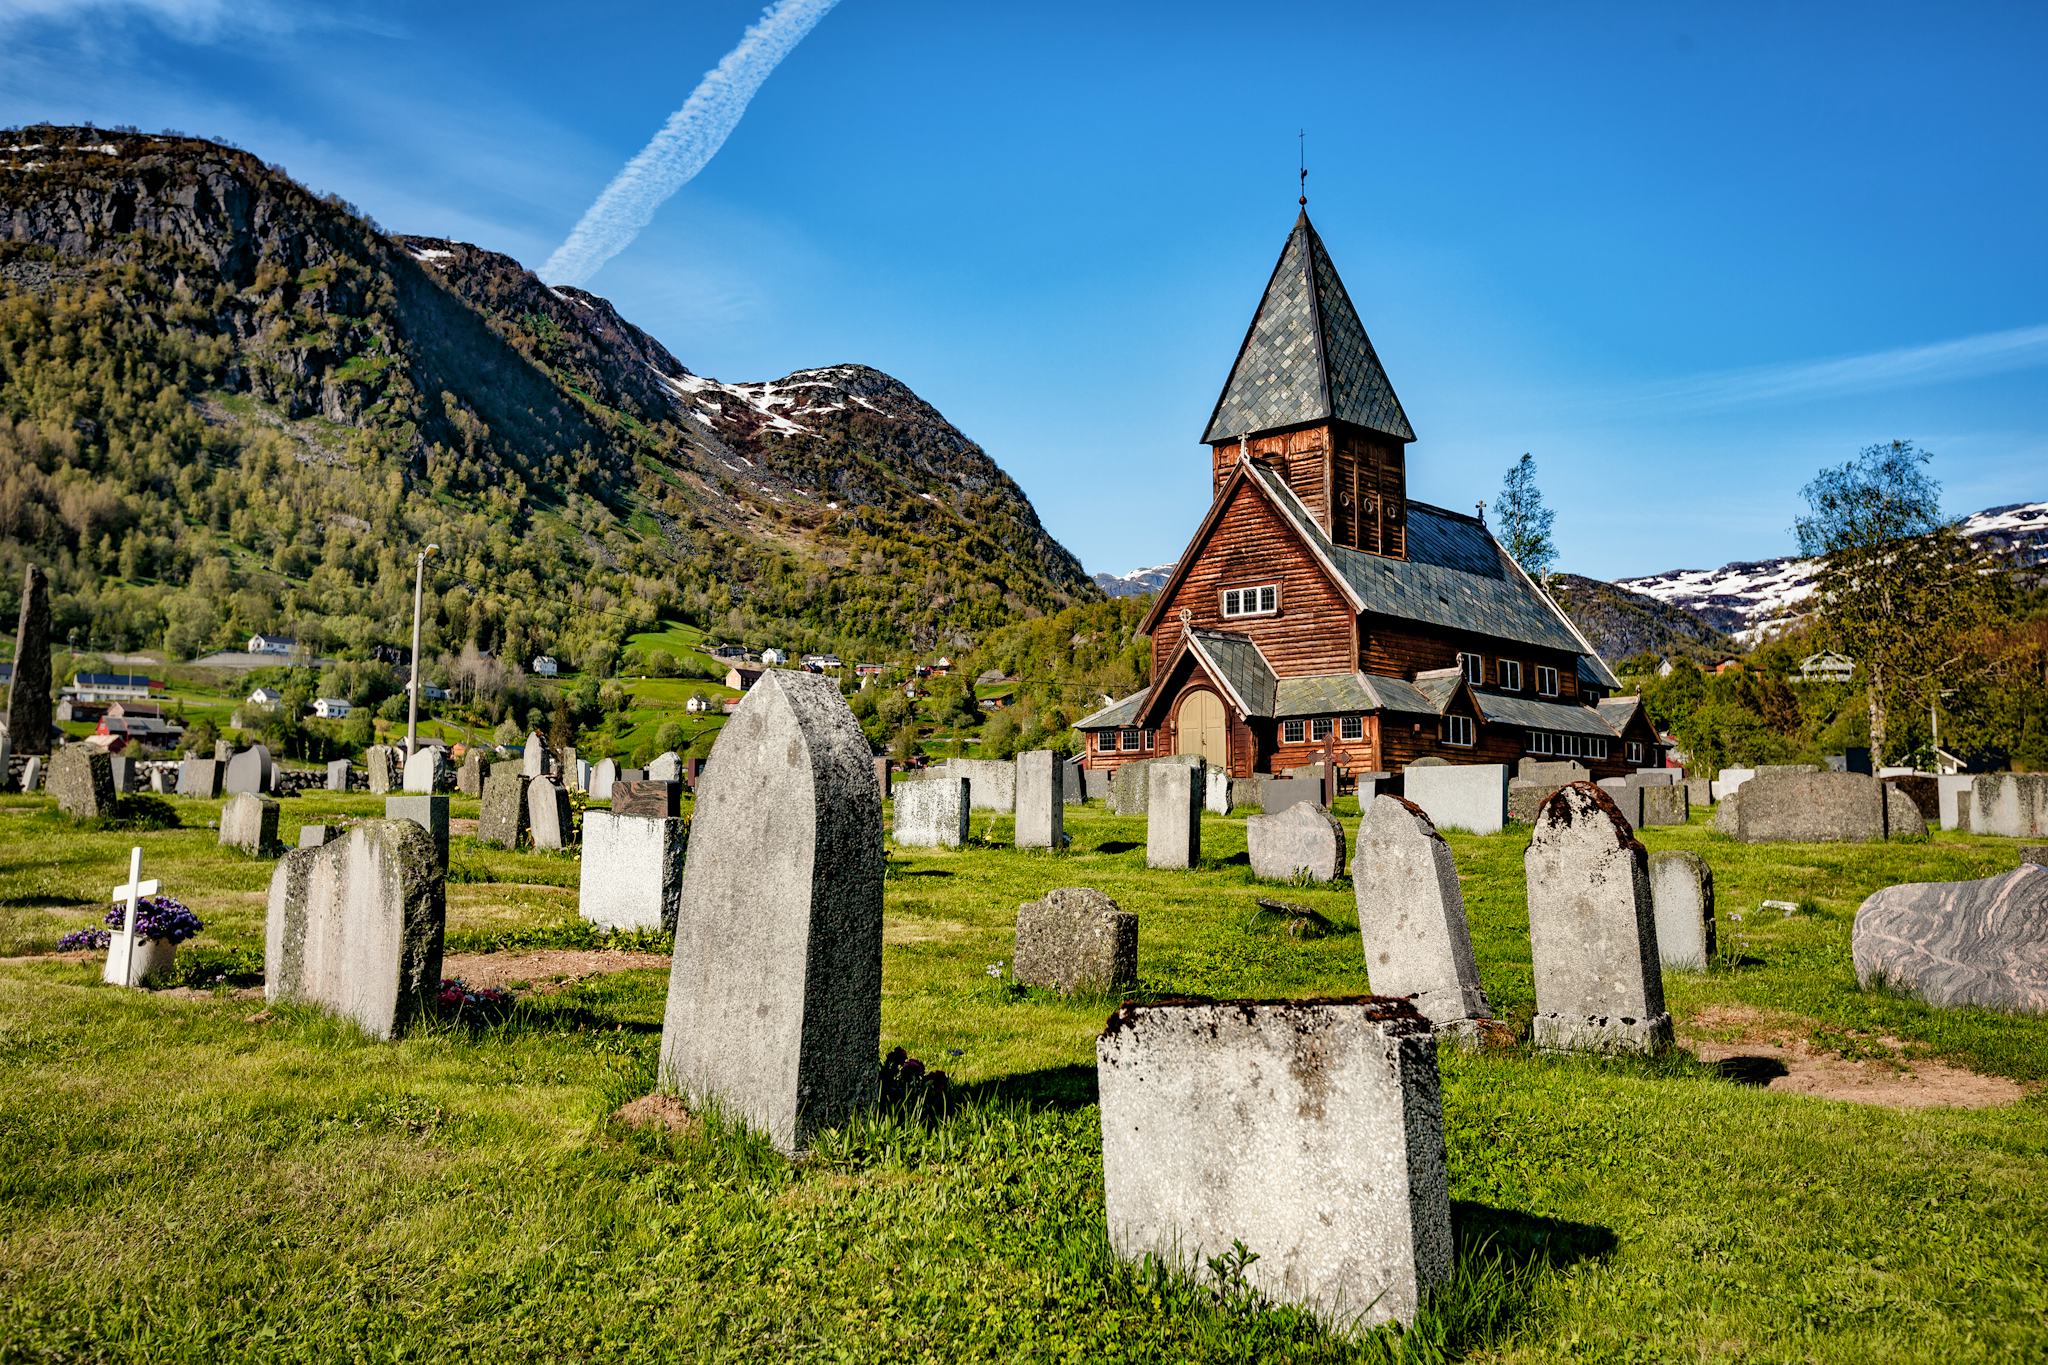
left=246, top=686, right=283, bottom=709
left=1794, top=650, right=1855, bottom=684
left=801, top=654, right=842, bottom=671
left=248, top=634, right=296, bottom=656
left=761, top=647, right=788, bottom=666
left=312, top=697, right=353, bottom=719
left=530, top=655, right=559, bottom=677
left=686, top=694, right=709, bottom=714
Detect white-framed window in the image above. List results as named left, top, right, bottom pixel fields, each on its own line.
left=1557, top=733, right=1581, bottom=758
left=1098, top=731, right=1118, bottom=753
left=1120, top=728, right=1143, bottom=752
left=1536, top=665, right=1559, bottom=696
left=1590, top=737, right=1609, bottom=759
left=1627, top=741, right=1644, bottom=764
left=1221, top=584, right=1279, bottom=619
left=1460, top=652, right=1483, bottom=684
left=1282, top=718, right=1306, bottom=744
left=1310, top=718, right=1332, bottom=741
left=1442, top=715, right=1473, bottom=747
left=1340, top=715, right=1363, bottom=740
left=1529, top=730, right=1552, bottom=755
left=1499, top=660, right=1523, bottom=691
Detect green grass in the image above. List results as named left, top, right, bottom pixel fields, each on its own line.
left=1, top=795, right=2044, bottom=1361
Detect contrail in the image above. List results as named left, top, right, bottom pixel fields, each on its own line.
left=542, top=0, right=842, bottom=286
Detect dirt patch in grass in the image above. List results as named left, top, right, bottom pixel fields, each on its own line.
left=441, top=948, right=669, bottom=993
left=450, top=817, right=478, bottom=836
left=883, top=917, right=969, bottom=946
left=613, top=1092, right=699, bottom=1136
left=1682, top=1004, right=2026, bottom=1110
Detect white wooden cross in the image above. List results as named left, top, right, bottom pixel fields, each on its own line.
left=111, top=846, right=159, bottom=988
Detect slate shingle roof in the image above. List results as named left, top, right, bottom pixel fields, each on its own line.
left=1478, top=691, right=1624, bottom=738
left=1185, top=630, right=1277, bottom=718
left=1075, top=688, right=1150, bottom=730
left=1202, top=211, right=1415, bottom=445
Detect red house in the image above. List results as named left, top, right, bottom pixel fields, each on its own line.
left=1077, top=210, right=1658, bottom=781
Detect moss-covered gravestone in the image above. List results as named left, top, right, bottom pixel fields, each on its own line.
left=48, top=746, right=114, bottom=821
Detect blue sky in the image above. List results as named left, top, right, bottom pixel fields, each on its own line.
left=3, top=1, right=2044, bottom=580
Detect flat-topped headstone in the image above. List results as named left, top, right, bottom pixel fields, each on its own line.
left=1353, top=795, right=1491, bottom=1039
left=1249, top=801, right=1346, bottom=882
left=299, top=823, right=338, bottom=849
left=108, top=755, right=133, bottom=794
left=48, top=747, right=114, bottom=820
left=1063, top=757, right=1086, bottom=806
left=561, top=746, right=580, bottom=790
left=402, top=746, right=441, bottom=794
left=224, top=745, right=272, bottom=797
left=326, top=759, right=352, bottom=792
left=1937, top=774, right=1974, bottom=831
left=176, top=757, right=221, bottom=798
left=893, top=776, right=969, bottom=848
left=1401, top=763, right=1507, bottom=835
left=579, top=810, right=689, bottom=932
left=1145, top=761, right=1202, bottom=870
left=1648, top=850, right=1715, bottom=971
left=456, top=751, right=484, bottom=798
left=1204, top=767, right=1233, bottom=815
left=1853, top=864, right=2048, bottom=1015
left=1110, top=759, right=1153, bottom=815
left=6, top=564, right=53, bottom=755
left=384, top=795, right=450, bottom=869
left=1967, top=774, right=2048, bottom=839
left=1641, top=784, right=1690, bottom=827
left=1097, top=997, right=1451, bottom=1334
left=658, top=670, right=883, bottom=1156
left=1597, top=777, right=1645, bottom=829
left=575, top=758, right=591, bottom=792
left=1627, top=769, right=1680, bottom=787
left=1684, top=777, right=1713, bottom=810
left=612, top=779, right=680, bottom=820
left=1715, top=769, right=1907, bottom=842
left=523, top=732, right=548, bottom=778
left=218, top=793, right=279, bottom=854
left=587, top=758, right=618, bottom=801
left=1014, top=749, right=1065, bottom=850
left=1517, top=758, right=1589, bottom=785
left=931, top=757, right=1016, bottom=812
left=1712, top=767, right=1756, bottom=802
left=478, top=765, right=530, bottom=848
left=264, top=820, right=445, bottom=1040
left=872, top=757, right=891, bottom=800
left=1013, top=887, right=1135, bottom=994
left=527, top=778, right=574, bottom=850
left=647, top=751, right=682, bottom=783
left=1526, top=783, right=1670, bottom=1053
left=620, top=767, right=646, bottom=783
left=1258, top=773, right=1322, bottom=815
left=364, top=745, right=400, bottom=796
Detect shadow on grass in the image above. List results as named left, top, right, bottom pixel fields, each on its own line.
left=1452, top=1201, right=1616, bottom=1270
left=1405, top=1203, right=1617, bottom=1357
left=897, top=869, right=955, bottom=878
left=1707, top=1054, right=1792, bottom=1086
left=954, top=1062, right=1099, bottom=1113
left=1095, top=840, right=1140, bottom=854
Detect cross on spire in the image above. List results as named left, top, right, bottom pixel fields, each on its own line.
left=1298, top=129, right=1307, bottom=206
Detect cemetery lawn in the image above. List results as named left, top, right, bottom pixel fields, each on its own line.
left=2, top=793, right=2045, bottom=1363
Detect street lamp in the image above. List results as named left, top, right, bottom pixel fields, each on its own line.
left=405, top=543, right=439, bottom=758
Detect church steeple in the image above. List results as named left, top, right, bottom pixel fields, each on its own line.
left=1202, top=211, right=1414, bottom=559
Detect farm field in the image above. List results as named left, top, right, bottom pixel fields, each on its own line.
left=1, top=794, right=2043, bottom=1362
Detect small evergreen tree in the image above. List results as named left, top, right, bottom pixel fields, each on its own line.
left=1493, top=453, right=1557, bottom=580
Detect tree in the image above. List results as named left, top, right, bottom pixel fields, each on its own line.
left=1492, top=453, right=1557, bottom=580
left=1794, top=441, right=1992, bottom=768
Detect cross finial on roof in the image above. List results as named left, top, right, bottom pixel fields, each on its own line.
left=1298, top=129, right=1307, bottom=206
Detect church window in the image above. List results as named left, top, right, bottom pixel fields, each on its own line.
left=1460, top=652, right=1483, bottom=684
left=1442, top=715, right=1473, bottom=747
left=1340, top=715, right=1363, bottom=740
left=1529, top=730, right=1552, bottom=754
left=1282, top=719, right=1306, bottom=744
left=1536, top=666, right=1559, bottom=696
left=1310, top=718, right=1331, bottom=741
left=1499, top=660, right=1523, bottom=691
left=1222, top=584, right=1280, bottom=618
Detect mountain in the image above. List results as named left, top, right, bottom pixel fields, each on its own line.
left=1543, top=574, right=1736, bottom=664
left=1091, top=562, right=1175, bottom=598
left=1615, top=501, right=2048, bottom=643
left=0, top=125, right=1093, bottom=668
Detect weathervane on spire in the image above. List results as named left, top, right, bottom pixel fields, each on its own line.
left=1298, top=129, right=1307, bottom=206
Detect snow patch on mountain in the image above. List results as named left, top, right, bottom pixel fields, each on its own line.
left=1092, top=562, right=1177, bottom=598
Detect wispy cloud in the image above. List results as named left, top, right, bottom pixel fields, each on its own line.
left=1626, top=322, right=2048, bottom=414
left=542, top=0, right=842, bottom=286
left=0, top=0, right=397, bottom=41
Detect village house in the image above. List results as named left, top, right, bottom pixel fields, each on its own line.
left=801, top=654, right=842, bottom=672
left=247, top=686, right=283, bottom=709
left=1793, top=650, right=1855, bottom=683
left=761, top=647, right=788, bottom=666
left=66, top=671, right=162, bottom=702
left=312, top=697, right=353, bottom=719
left=530, top=655, right=559, bottom=677
left=724, top=664, right=766, bottom=692
left=1076, top=209, right=1658, bottom=782
left=248, top=634, right=296, bottom=656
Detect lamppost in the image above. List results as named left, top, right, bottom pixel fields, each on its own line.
left=405, top=544, right=439, bottom=758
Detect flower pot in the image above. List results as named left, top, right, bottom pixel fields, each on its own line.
left=104, top=935, right=176, bottom=987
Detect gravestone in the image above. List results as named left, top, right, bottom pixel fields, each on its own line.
left=176, top=757, right=222, bottom=798
left=522, top=732, right=547, bottom=779
left=588, top=758, right=618, bottom=801
left=18, top=755, right=39, bottom=791
left=1648, top=850, right=1715, bottom=971
left=612, top=779, right=680, bottom=819
left=872, top=757, right=891, bottom=800
left=576, top=758, right=591, bottom=792
left=364, top=745, right=400, bottom=796
left=402, top=747, right=441, bottom=795
left=561, top=746, right=580, bottom=790
left=1352, top=795, right=1492, bottom=1038
left=527, top=778, right=574, bottom=850
left=647, top=751, right=682, bottom=783
left=1401, top=763, right=1508, bottom=835
left=0, top=731, right=9, bottom=790
left=1082, top=766, right=1113, bottom=803
left=620, top=768, right=646, bottom=784
left=213, top=740, right=232, bottom=763
left=1641, top=784, right=1689, bottom=827
left=1014, top=749, right=1065, bottom=849
left=224, top=745, right=272, bottom=797
left=1204, top=767, right=1233, bottom=815
left=1684, top=777, right=1713, bottom=810
left=1110, top=759, right=1153, bottom=816
left=384, top=795, right=450, bottom=869
left=1096, top=997, right=1451, bottom=1334
left=1517, top=758, right=1589, bottom=785
left=478, top=765, right=530, bottom=848
left=264, top=820, right=445, bottom=1041
left=933, top=757, right=1016, bottom=812
left=149, top=765, right=170, bottom=794
left=108, top=755, right=133, bottom=794
left=657, top=670, right=883, bottom=1156
left=1257, top=774, right=1322, bottom=815
left=1852, top=864, right=2048, bottom=1015
left=48, top=747, right=114, bottom=820
left=1628, top=769, right=1680, bottom=786
left=5, top=564, right=52, bottom=754
left=1525, top=783, right=1671, bottom=1053
left=1715, top=770, right=1908, bottom=843
left=894, top=777, right=969, bottom=848
left=1967, top=774, right=2048, bottom=839
left=1597, top=778, right=1645, bottom=829
left=1248, top=802, right=1346, bottom=882
left=1145, top=761, right=1202, bottom=870
left=1882, top=774, right=1941, bottom=824
left=2022, top=845, right=2048, bottom=867
left=1062, top=756, right=1086, bottom=806
left=579, top=811, right=689, bottom=932
left=218, top=793, right=279, bottom=854
left=326, top=759, right=352, bottom=792
left=1013, top=887, right=1136, bottom=995
left=1937, top=774, right=1974, bottom=831
left=685, top=757, right=705, bottom=789
left=457, top=751, right=484, bottom=798
left=299, top=824, right=338, bottom=849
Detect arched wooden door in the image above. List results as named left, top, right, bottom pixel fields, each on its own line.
left=1176, top=689, right=1229, bottom=770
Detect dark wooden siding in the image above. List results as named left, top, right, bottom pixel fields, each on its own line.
left=1360, top=616, right=1586, bottom=704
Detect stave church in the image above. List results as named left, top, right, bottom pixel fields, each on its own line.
left=1076, top=208, right=1661, bottom=782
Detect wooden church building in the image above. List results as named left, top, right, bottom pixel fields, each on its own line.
left=1076, top=210, right=1661, bottom=782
